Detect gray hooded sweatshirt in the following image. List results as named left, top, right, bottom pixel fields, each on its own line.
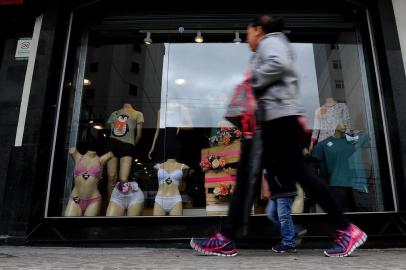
left=251, top=32, right=304, bottom=121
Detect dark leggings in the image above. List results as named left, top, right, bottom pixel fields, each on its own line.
left=221, top=115, right=349, bottom=240
left=221, top=138, right=254, bottom=239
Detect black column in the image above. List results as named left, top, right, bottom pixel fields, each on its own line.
left=370, top=0, right=406, bottom=211
left=0, top=2, right=42, bottom=236
left=1, top=0, right=71, bottom=242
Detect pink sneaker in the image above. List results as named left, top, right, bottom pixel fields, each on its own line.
left=324, top=224, right=367, bottom=257
left=190, top=232, right=237, bottom=256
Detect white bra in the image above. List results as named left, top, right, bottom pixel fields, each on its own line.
left=157, top=164, right=184, bottom=186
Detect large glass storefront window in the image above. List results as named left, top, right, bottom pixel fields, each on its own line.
left=46, top=14, right=392, bottom=217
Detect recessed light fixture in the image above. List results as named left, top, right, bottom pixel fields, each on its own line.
left=83, top=79, right=91, bottom=86
left=195, top=31, right=203, bottom=43
left=68, top=78, right=91, bottom=87
left=233, top=32, right=242, bottom=44
left=144, top=32, right=152, bottom=45
left=175, top=78, right=186, bottom=85
left=93, top=125, right=103, bottom=130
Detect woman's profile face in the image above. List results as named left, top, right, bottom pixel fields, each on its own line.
left=246, top=25, right=264, bottom=52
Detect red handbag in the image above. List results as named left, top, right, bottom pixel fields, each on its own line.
left=224, top=75, right=256, bottom=138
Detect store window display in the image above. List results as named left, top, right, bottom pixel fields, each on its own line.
left=105, top=103, right=145, bottom=216
left=64, top=147, right=113, bottom=216
left=46, top=24, right=389, bottom=218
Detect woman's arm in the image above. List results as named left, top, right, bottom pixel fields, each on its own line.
left=69, top=147, right=80, bottom=162
left=135, top=122, right=143, bottom=146
left=100, top=151, right=114, bottom=165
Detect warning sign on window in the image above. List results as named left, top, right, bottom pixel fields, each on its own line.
left=15, top=38, right=31, bottom=60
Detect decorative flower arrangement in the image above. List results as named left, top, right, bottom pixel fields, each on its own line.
left=200, top=155, right=226, bottom=172
left=213, top=184, right=233, bottom=201
left=209, top=127, right=242, bottom=146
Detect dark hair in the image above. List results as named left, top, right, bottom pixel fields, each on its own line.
left=76, top=136, right=104, bottom=155
left=250, top=15, right=285, bottom=34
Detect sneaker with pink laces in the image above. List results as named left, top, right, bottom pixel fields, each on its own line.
left=190, top=232, right=237, bottom=256
left=324, top=223, right=367, bottom=257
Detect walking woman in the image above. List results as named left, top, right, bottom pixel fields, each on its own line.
left=190, top=15, right=367, bottom=257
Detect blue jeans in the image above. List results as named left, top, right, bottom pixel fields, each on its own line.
left=266, top=196, right=296, bottom=247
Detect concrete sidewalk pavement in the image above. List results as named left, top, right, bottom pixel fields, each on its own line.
left=0, top=246, right=405, bottom=270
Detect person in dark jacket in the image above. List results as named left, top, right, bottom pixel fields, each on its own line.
left=191, top=15, right=367, bottom=257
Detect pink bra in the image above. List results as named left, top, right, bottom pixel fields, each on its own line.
left=74, top=155, right=102, bottom=179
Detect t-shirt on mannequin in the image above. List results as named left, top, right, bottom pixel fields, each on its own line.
left=313, top=122, right=369, bottom=212
left=64, top=148, right=113, bottom=216
left=153, top=159, right=189, bottom=216
left=105, top=103, right=145, bottom=216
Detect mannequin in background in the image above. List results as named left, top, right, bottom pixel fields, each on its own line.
left=148, top=109, right=178, bottom=162
left=309, top=98, right=351, bottom=152
left=148, top=105, right=193, bottom=163
left=313, top=122, right=369, bottom=212
left=105, top=103, right=144, bottom=216
left=153, top=159, right=189, bottom=216
left=65, top=147, right=113, bottom=216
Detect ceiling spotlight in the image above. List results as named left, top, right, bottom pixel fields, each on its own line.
left=175, top=78, right=186, bottom=85
left=93, top=125, right=103, bottom=130
left=233, top=32, right=242, bottom=44
left=195, top=31, right=203, bottom=43
left=144, top=32, right=152, bottom=45
left=83, top=78, right=92, bottom=86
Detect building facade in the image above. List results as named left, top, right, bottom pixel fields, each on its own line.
left=0, top=0, right=406, bottom=246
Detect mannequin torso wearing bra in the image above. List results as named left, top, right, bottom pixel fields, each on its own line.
left=154, top=159, right=189, bottom=197
left=65, top=148, right=113, bottom=216
left=70, top=148, right=113, bottom=199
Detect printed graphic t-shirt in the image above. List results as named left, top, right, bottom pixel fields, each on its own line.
left=107, top=109, right=144, bottom=145
left=311, top=103, right=351, bottom=143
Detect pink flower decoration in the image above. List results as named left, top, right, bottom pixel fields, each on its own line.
left=235, top=130, right=242, bottom=138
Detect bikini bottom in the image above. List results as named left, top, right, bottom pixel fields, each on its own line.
left=71, top=196, right=102, bottom=212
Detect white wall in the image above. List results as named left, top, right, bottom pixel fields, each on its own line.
left=392, top=0, right=406, bottom=76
